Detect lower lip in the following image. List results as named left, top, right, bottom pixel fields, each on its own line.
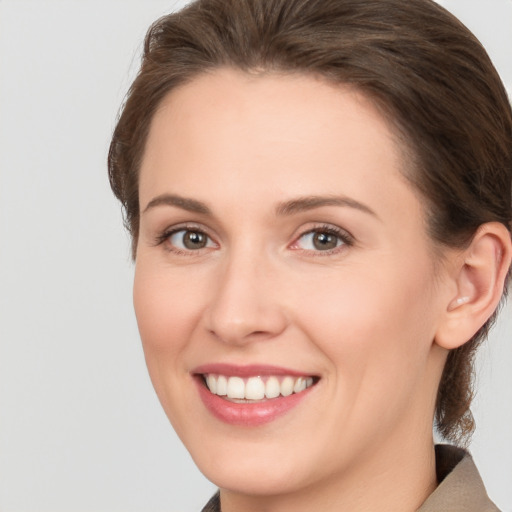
left=195, top=378, right=314, bottom=426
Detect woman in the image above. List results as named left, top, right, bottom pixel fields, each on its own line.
left=108, top=0, right=512, bottom=510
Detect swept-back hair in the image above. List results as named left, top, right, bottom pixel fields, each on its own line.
left=108, top=0, right=512, bottom=443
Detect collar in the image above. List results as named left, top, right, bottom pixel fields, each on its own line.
left=417, top=444, right=499, bottom=512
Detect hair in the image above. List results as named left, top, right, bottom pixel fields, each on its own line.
left=108, top=0, right=512, bottom=444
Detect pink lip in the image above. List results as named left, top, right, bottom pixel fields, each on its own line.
left=192, top=363, right=311, bottom=378
left=192, top=364, right=317, bottom=427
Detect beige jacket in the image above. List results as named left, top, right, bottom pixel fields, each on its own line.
left=418, top=445, right=499, bottom=512
left=202, top=445, right=500, bottom=512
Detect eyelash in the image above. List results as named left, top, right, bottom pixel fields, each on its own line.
left=154, top=223, right=354, bottom=256
left=291, top=224, right=354, bottom=255
left=154, top=223, right=216, bottom=256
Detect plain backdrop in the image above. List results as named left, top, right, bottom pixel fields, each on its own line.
left=0, top=1, right=511, bottom=511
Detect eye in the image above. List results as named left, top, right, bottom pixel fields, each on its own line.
left=165, top=228, right=216, bottom=252
left=292, top=226, right=352, bottom=253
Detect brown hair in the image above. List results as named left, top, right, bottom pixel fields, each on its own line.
left=108, top=0, right=512, bottom=444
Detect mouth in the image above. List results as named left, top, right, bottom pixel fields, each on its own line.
left=202, top=374, right=316, bottom=402
left=192, top=365, right=319, bottom=426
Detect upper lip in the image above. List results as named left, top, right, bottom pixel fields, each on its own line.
left=192, top=363, right=316, bottom=378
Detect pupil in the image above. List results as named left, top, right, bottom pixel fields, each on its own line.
left=313, top=232, right=337, bottom=250
left=184, top=231, right=206, bottom=249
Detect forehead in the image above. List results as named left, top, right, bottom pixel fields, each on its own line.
left=140, top=68, right=410, bottom=202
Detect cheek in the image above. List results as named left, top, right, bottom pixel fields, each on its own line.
left=132, top=261, right=211, bottom=433
left=295, top=257, right=438, bottom=395
left=301, top=268, right=439, bottom=450
left=133, top=262, right=206, bottom=363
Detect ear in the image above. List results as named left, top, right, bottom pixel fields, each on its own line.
left=435, top=222, right=512, bottom=350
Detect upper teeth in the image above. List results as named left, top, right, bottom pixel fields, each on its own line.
left=205, top=374, right=314, bottom=400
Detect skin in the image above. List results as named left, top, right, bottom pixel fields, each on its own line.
left=134, top=68, right=468, bottom=512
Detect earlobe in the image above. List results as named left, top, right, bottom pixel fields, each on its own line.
left=435, top=222, right=512, bottom=350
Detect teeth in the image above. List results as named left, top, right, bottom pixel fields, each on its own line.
left=205, top=374, right=315, bottom=400
left=227, top=376, right=245, bottom=399
left=293, top=377, right=306, bottom=393
left=217, top=375, right=227, bottom=396
left=265, top=377, right=280, bottom=399
left=246, top=376, right=265, bottom=400
left=281, top=376, right=294, bottom=397
left=206, top=374, right=217, bottom=394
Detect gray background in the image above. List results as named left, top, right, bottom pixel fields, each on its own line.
left=0, top=1, right=510, bottom=511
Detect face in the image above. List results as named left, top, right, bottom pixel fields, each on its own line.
left=134, top=69, right=450, bottom=497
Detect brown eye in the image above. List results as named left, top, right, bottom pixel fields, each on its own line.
left=312, top=232, right=339, bottom=250
left=294, top=228, right=348, bottom=252
left=168, top=229, right=214, bottom=251
left=183, top=231, right=207, bottom=249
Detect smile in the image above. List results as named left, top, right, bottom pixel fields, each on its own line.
left=193, top=365, right=319, bottom=426
left=204, top=374, right=315, bottom=401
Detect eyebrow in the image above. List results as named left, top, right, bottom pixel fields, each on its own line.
left=142, top=193, right=377, bottom=219
left=275, top=195, right=377, bottom=218
left=143, top=194, right=212, bottom=215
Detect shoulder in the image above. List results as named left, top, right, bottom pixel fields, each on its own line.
left=418, top=444, right=500, bottom=512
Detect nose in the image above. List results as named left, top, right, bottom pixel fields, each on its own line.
left=203, top=249, right=288, bottom=346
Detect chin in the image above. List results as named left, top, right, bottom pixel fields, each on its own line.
left=181, top=425, right=333, bottom=498
left=198, top=455, right=315, bottom=496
